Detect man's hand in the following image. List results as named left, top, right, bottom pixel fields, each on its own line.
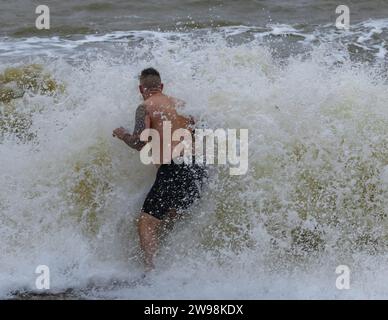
left=113, top=127, right=130, bottom=140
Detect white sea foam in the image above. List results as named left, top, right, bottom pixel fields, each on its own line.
left=1, top=28, right=388, bottom=299
left=1, top=18, right=388, bottom=60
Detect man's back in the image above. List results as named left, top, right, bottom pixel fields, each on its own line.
left=144, top=93, right=193, bottom=163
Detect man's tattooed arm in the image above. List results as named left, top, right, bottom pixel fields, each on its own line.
left=122, top=104, right=148, bottom=151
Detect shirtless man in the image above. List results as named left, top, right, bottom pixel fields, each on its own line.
left=113, top=68, right=206, bottom=271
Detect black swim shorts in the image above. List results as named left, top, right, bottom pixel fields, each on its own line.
left=142, top=158, right=207, bottom=220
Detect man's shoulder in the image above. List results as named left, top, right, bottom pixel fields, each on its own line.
left=143, top=95, right=185, bottom=110
left=136, top=103, right=148, bottom=114
left=171, top=97, right=185, bottom=108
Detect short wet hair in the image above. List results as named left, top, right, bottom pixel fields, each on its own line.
left=139, top=68, right=161, bottom=89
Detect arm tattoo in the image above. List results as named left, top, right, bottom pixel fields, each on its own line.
left=133, top=104, right=147, bottom=135
left=123, top=104, right=147, bottom=151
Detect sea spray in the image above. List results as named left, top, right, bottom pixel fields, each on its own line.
left=1, top=35, right=388, bottom=298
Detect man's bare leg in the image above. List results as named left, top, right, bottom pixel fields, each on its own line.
left=137, top=212, right=162, bottom=271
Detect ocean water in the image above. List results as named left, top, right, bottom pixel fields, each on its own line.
left=1, top=1, right=388, bottom=299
